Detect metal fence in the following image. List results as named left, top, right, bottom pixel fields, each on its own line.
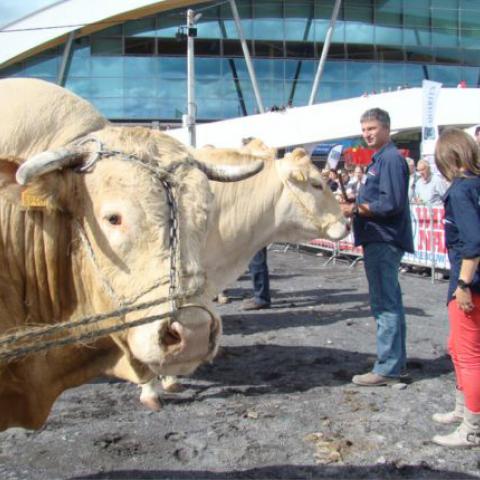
left=304, top=204, right=449, bottom=282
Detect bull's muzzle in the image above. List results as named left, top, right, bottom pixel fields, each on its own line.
left=127, top=301, right=220, bottom=376
left=325, top=219, right=350, bottom=241
left=156, top=304, right=221, bottom=375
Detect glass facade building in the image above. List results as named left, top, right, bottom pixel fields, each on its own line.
left=1, top=0, right=479, bottom=122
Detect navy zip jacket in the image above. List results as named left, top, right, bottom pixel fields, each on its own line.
left=353, top=141, right=414, bottom=253
left=444, top=174, right=480, bottom=303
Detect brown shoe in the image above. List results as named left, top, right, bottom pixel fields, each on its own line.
left=241, top=298, right=271, bottom=311
left=216, top=292, right=230, bottom=304
left=352, top=372, right=400, bottom=386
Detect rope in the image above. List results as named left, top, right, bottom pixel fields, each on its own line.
left=0, top=292, right=177, bottom=348
left=0, top=291, right=214, bottom=364
left=0, top=284, right=204, bottom=362
left=0, top=312, right=169, bottom=363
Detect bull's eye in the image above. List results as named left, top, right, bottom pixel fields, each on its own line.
left=106, top=214, right=122, bottom=226
left=311, top=181, right=323, bottom=191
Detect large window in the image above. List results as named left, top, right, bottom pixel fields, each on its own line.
left=1, top=0, right=479, bottom=121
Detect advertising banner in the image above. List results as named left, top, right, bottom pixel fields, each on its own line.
left=309, top=205, right=450, bottom=271
left=402, top=205, right=450, bottom=269
left=421, top=80, right=442, bottom=171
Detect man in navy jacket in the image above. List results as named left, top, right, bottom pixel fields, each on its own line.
left=341, top=108, right=414, bottom=386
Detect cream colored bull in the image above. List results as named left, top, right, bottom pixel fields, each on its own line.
left=140, top=141, right=349, bottom=406
left=0, top=78, right=263, bottom=430
left=197, top=142, right=348, bottom=298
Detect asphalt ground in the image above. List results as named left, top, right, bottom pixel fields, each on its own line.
left=1, top=245, right=479, bottom=480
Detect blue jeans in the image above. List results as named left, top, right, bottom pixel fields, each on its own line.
left=363, top=242, right=406, bottom=377
left=249, top=247, right=271, bottom=306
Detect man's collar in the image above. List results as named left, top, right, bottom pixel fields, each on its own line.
left=372, top=140, right=393, bottom=160
left=420, top=176, right=431, bottom=184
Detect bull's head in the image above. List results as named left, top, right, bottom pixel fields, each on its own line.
left=15, top=126, right=263, bottom=378
left=275, top=148, right=349, bottom=241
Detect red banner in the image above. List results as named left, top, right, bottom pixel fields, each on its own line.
left=343, top=147, right=411, bottom=166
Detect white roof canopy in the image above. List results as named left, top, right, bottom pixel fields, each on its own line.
left=0, top=0, right=173, bottom=67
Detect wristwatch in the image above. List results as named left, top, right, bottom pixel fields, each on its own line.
left=457, top=279, right=471, bottom=290
left=352, top=204, right=359, bottom=215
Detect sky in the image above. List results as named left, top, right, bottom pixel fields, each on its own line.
left=0, top=0, right=58, bottom=28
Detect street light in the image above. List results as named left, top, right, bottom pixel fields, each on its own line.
left=177, top=9, right=201, bottom=147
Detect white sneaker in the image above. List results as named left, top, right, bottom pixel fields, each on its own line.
left=432, top=389, right=464, bottom=424
left=432, top=410, right=463, bottom=424
left=432, top=408, right=480, bottom=448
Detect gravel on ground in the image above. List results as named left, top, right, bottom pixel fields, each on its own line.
left=1, top=246, right=479, bottom=480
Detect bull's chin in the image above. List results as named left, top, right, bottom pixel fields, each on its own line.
left=148, top=360, right=203, bottom=377
left=325, top=223, right=349, bottom=241
left=148, top=343, right=219, bottom=375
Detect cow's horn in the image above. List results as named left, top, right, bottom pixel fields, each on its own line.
left=16, top=148, right=84, bottom=185
left=192, top=158, right=264, bottom=182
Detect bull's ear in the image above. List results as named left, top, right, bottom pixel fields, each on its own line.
left=0, top=159, right=23, bottom=204
left=289, top=169, right=308, bottom=183
left=283, top=148, right=311, bottom=183
left=14, top=146, right=87, bottom=211
left=0, top=159, right=63, bottom=210
left=18, top=175, right=65, bottom=211
left=289, top=147, right=309, bottom=161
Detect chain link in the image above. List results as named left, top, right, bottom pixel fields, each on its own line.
left=76, top=136, right=183, bottom=318
left=162, top=178, right=179, bottom=315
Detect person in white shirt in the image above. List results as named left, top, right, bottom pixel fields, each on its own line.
left=405, top=157, right=418, bottom=202
left=346, top=166, right=365, bottom=200
left=414, top=159, right=447, bottom=205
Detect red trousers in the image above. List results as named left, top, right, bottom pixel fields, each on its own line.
left=448, top=293, right=480, bottom=413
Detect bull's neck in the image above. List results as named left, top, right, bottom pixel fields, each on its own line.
left=0, top=203, right=77, bottom=328
left=204, top=160, right=282, bottom=294
left=0, top=200, right=110, bottom=329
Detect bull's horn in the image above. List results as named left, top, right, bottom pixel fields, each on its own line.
left=191, top=158, right=264, bottom=182
left=16, top=148, right=83, bottom=185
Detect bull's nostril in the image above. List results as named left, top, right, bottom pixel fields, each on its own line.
left=163, top=326, right=182, bottom=347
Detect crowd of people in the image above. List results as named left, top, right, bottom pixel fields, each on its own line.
left=324, top=166, right=366, bottom=202
left=324, top=153, right=451, bottom=207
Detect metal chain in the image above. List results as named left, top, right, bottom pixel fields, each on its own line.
left=76, top=136, right=183, bottom=317
left=75, top=136, right=185, bottom=314
left=162, top=178, right=179, bottom=315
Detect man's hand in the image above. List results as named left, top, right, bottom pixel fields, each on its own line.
left=340, top=202, right=357, bottom=218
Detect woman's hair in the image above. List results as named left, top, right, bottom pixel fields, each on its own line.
left=435, top=127, right=480, bottom=181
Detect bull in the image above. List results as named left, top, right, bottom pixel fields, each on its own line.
left=140, top=141, right=349, bottom=405
left=0, top=78, right=263, bottom=430
left=196, top=142, right=349, bottom=298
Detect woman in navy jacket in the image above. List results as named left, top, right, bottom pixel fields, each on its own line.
left=432, top=128, right=480, bottom=448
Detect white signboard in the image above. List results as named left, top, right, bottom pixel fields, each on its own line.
left=326, top=144, right=343, bottom=170
left=421, top=80, right=442, bottom=158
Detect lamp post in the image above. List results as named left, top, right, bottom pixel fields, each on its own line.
left=177, top=9, right=200, bottom=147
left=186, top=9, right=197, bottom=147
